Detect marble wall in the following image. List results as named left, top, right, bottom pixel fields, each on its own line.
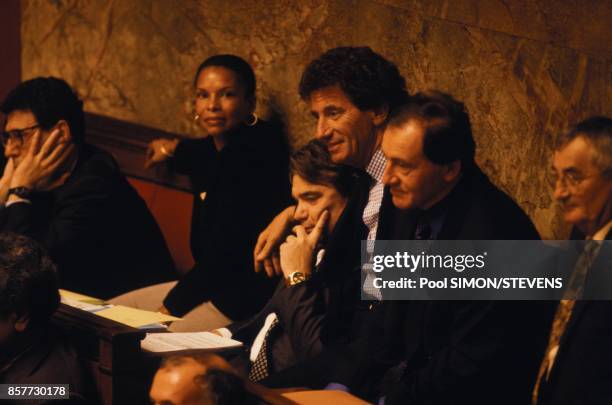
left=21, top=0, right=612, bottom=239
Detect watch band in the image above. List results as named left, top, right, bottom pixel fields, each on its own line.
left=8, top=186, right=34, bottom=199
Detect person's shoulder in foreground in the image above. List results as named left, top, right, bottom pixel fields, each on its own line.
left=0, top=231, right=89, bottom=403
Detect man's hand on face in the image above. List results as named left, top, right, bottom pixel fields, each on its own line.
left=0, top=158, right=16, bottom=205
left=254, top=205, right=297, bottom=277
left=279, top=210, right=329, bottom=279
left=9, top=129, right=75, bottom=191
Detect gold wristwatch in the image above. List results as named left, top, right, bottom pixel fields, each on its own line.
left=285, top=271, right=309, bottom=286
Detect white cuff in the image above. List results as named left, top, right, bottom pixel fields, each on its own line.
left=215, top=328, right=233, bottom=339
left=6, top=198, right=31, bottom=208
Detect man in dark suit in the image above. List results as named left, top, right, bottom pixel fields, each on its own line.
left=265, top=92, right=555, bottom=404
left=0, top=77, right=175, bottom=298
left=533, top=116, right=612, bottom=405
left=0, top=232, right=89, bottom=403
left=215, top=140, right=369, bottom=380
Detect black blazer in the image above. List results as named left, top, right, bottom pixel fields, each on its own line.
left=0, top=326, right=90, bottom=403
left=0, top=144, right=176, bottom=299
left=229, top=170, right=371, bottom=373
left=537, top=230, right=612, bottom=405
left=163, top=120, right=292, bottom=320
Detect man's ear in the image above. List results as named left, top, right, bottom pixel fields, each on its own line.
left=443, top=160, right=462, bottom=183
left=370, top=104, right=389, bottom=127
left=14, top=313, right=30, bottom=333
left=56, top=120, right=72, bottom=143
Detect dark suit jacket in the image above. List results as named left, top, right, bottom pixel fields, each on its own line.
left=229, top=170, right=371, bottom=373
left=0, top=144, right=176, bottom=299
left=537, top=230, right=612, bottom=405
left=0, top=326, right=91, bottom=404
left=163, top=120, right=292, bottom=320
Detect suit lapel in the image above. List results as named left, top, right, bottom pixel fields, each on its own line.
left=546, top=300, right=588, bottom=389
left=435, top=174, right=472, bottom=240
left=547, top=230, right=612, bottom=385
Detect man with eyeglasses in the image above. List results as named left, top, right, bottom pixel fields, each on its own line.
left=533, top=116, right=612, bottom=405
left=0, top=77, right=176, bottom=299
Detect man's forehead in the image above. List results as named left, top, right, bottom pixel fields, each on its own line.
left=292, top=175, right=329, bottom=195
left=309, top=85, right=353, bottom=109
left=383, top=122, right=424, bottom=157
left=4, top=110, right=37, bottom=130
left=553, top=137, right=597, bottom=171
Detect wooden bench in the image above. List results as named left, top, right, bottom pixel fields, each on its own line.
left=86, top=112, right=195, bottom=274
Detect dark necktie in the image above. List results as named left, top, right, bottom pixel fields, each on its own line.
left=414, top=221, right=431, bottom=240
left=414, top=213, right=432, bottom=240
left=532, top=240, right=601, bottom=404
left=248, top=317, right=280, bottom=382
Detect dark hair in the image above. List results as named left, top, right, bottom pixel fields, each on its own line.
left=1, top=77, right=86, bottom=144
left=290, top=139, right=356, bottom=198
left=0, top=232, right=60, bottom=325
left=299, top=46, right=408, bottom=112
left=556, top=116, right=612, bottom=176
left=195, top=369, right=257, bottom=405
left=194, top=54, right=256, bottom=102
left=388, top=91, right=476, bottom=171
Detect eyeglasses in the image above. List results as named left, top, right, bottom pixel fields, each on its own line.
left=1, top=124, right=40, bottom=146
left=550, top=171, right=600, bottom=190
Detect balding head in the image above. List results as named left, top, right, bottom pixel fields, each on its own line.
left=149, top=354, right=251, bottom=405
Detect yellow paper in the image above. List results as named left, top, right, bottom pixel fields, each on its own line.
left=95, top=305, right=181, bottom=328
left=59, top=289, right=105, bottom=305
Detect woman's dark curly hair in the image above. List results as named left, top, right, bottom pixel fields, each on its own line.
left=299, top=46, right=408, bottom=112
left=194, top=54, right=256, bottom=103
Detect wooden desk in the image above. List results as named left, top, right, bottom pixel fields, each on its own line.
left=51, top=303, right=160, bottom=404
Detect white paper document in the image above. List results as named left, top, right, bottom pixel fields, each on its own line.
left=141, top=332, right=243, bottom=353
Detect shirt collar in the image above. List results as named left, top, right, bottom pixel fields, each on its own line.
left=365, top=149, right=386, bottom=183
left=591, top=220, right=612, bottom=241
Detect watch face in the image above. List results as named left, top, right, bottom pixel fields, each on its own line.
left=289, top=272, right=306, bottom=285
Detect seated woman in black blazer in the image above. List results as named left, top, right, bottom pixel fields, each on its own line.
left=112, top=55, right=291, bottom=331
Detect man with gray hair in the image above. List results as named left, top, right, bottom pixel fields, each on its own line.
left=534, top=116, right=612, bottom=405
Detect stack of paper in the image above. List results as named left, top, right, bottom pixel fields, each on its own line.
left=60, top=289, right=110, bottom=312
left=95, top=305, right=181, bottom=328
left=59, top=289, right=180, bottom=329
left=141, top=332, right=243, bottom=353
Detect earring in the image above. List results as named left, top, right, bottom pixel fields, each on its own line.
left=244, top=113, right=258, bottom=126
left=194, top=113, right=200, bottom=122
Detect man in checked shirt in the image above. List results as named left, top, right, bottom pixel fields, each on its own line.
left=254, top=46, right=408, bottom=288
